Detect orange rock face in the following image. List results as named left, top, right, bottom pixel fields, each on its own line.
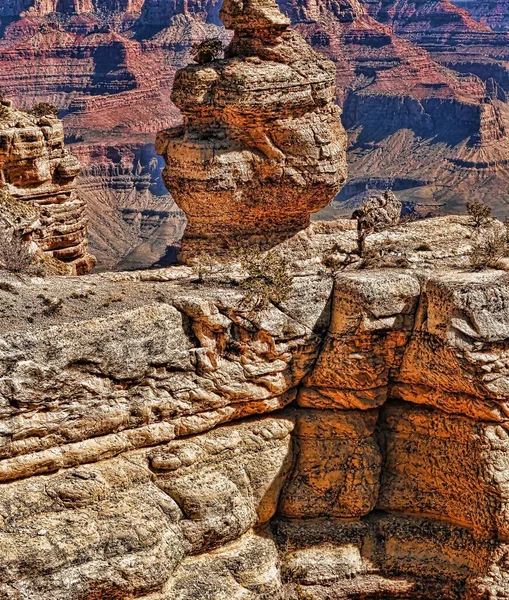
left=156, top=0, right=348, bottom=260
left=1, top=218, right=509, bottom=597
left=0, top=100, right=95, bottom=273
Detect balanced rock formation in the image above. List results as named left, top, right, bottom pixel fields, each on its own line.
left=0, top=99, right=95, bottom=274
left=156, top=0, right=348, bottom=260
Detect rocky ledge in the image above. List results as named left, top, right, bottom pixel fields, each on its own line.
left=0, top=215, right=508, bottom=599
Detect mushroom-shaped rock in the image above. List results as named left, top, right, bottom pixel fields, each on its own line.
left=156, top=0, right=348, bottom=261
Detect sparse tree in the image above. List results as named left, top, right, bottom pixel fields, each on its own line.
left=466, top=201, right=492, bottom=229
left=470, top=229, right=508, bottom=270
left=190, top=244, right=292, bottom=310
left=191, top=251, right=228, bottom=284
left=352, top=190, right=402, bottom=255
left=191, top=38, right=224, bottom=65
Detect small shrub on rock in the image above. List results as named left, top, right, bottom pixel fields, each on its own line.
left=0, top=231, right=37, bottom=274
left=192, top=251, right=229, bottom=284
left=470, top=229, right=508, bottom=270
left=192, top=38, right=224, bottom=65
left=466, top=201, right=492, bottom=229
left=236, top=245, right=292, bottom=309
left=30, top=102, right=58, bottom=118
left=191, top=245, right=292, bottom=309
left=361, top=239, right=410, bottom=269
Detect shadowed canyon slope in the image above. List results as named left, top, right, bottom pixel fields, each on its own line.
left=1, top=0, right=509, bottom=267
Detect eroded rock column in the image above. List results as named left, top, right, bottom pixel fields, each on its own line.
left=156, top=0, right=347, bottom=261
left=0, top=100, right=95, bottom=274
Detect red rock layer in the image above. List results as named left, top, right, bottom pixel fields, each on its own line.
left=453, top=0, right=509, bottom=31
left=364, top=0, right=509, bottom=95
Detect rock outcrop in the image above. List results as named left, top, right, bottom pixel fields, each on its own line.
left=156, top=0, right=347, bottom=260
left=0, top=99, right=95, bottom=273
left=1, top=215, right=509, bottom=598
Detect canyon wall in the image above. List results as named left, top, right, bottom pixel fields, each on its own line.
left=0, top=216, right=508, bottom=598
left=453, top=0, right=509, bottom=31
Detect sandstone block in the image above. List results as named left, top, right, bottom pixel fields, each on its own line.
left=395, top=271, right=509, bottom=421
left=378, top=402, right=509, bottom=540
left=303, top=271, right=421, bottom=409
left=150, top=416, right=294, bottom=553
left=278, top=409, right=382, bottom=518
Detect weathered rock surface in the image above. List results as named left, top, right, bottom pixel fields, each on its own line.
left=0, top=100, right=95, bottom=273
left=1, top=216, right=509, bottom=598
left=156, top=0, right=347, bottom=259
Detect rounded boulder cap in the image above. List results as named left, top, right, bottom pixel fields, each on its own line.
left=220, top=0, right=291, bottom=31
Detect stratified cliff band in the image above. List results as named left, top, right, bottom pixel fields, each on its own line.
left=0, top=98, right=95, bottom=274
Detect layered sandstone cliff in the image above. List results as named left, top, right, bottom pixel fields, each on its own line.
left=0, top=215, right=508, bottom=598
left=0, top=99, right=95, bottom=273
left=156, top=0, right=347, bottom=259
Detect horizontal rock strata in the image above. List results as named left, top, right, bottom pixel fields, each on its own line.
left=1, top=217, right=509, bottom=598
left=156, top=0, right=347, bottom=260
left=0, top=100, right=95, bottom=273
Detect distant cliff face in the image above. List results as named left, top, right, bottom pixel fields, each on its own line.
left=453, top=0, right=509, bottom=31
left=1, top=0, right=509, bottom=267
left=0, top=0, right=144, bottom=17
left=0, top=0, right=224, bottom=270
left=363, top=0, right=509, bottom=94
left=281, top=0, right=509, bottom=218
